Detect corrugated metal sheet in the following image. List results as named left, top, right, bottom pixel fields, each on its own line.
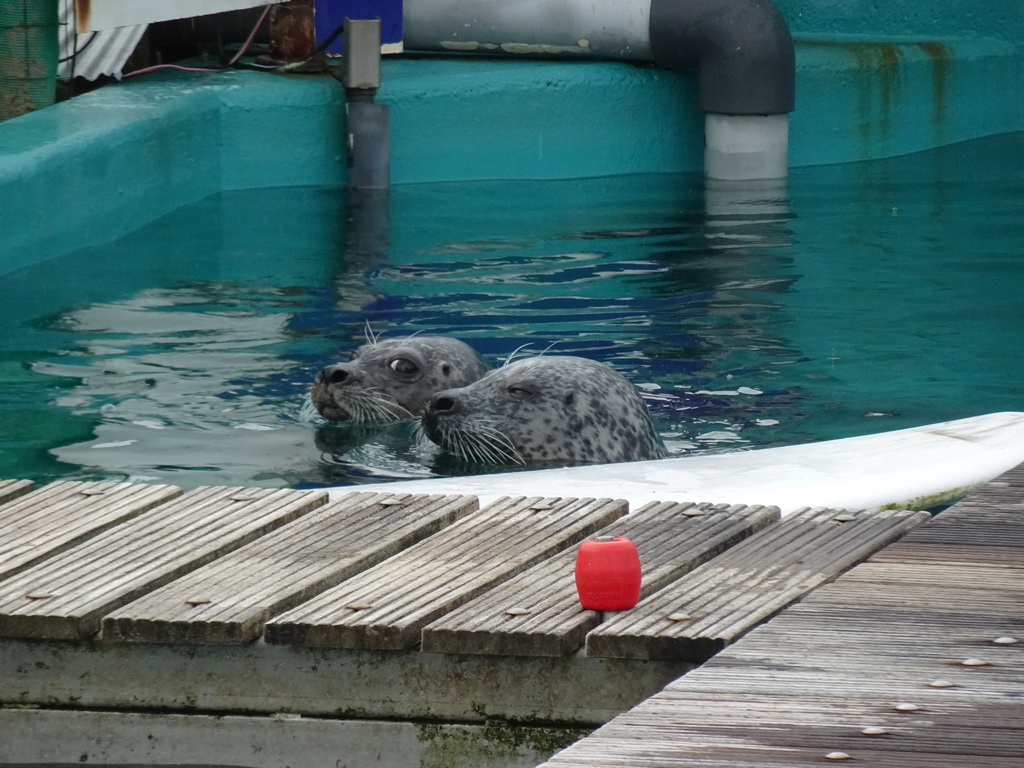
left=59, top=0, right=147, bottom=81
left=79, top=0, right=285, bottom=33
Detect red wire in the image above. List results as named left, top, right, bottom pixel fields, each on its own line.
left=124, top=4, right=273, bottom=79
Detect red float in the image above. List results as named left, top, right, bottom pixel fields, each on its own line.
left=574, top=535, right=642, bottom=611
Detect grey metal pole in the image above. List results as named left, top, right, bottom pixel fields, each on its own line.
left=341, top=19, right=390, bottom=190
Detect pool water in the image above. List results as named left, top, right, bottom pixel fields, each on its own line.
left=2, top=133, right=1022, bottom=490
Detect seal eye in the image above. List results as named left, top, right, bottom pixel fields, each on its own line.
left=389, top=357, right=418, bottom=376
left=508, top=384, right=534, bottom=399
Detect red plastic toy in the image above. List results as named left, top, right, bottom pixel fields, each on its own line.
left=574, top=535, right=642, bottom=610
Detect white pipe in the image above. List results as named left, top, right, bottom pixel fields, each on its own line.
left=704, top=114, right=790, bottom=181
left=403, top=0, right=652, bottom=60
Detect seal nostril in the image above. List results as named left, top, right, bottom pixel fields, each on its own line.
left=324, top=366, right=349, bottom=385
left=433, top=396, right=455, bottom=413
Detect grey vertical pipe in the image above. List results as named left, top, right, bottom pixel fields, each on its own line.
left=650, top=0, right=793, bottom=180
left=345, top=100, right=390, bottom=190
left=342, top=19, right=390, bottom=190
left=402, top=0, right=795, bottom=180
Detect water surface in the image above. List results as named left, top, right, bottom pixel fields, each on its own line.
left=1, top=134, right=1021, bottom=489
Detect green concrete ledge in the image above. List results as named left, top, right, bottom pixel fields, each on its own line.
left=1, top=36, right=1020, bottom=274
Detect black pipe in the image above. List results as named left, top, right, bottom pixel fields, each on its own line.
left=649, top=0, right=795, bottom=116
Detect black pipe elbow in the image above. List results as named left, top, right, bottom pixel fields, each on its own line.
left=650, top=0, right=795, bottom=116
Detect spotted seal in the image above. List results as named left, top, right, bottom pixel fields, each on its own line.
left=421, top=355, right=668, bottom=465
left=311, top=336, right=490, bottom=423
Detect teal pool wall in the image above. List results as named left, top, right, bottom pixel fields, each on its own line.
left=1, top=2, right=1022, bottom=274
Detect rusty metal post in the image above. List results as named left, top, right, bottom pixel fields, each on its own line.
left=269, top=0, right=315, bottom=62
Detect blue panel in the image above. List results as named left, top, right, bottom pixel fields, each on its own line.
left=315, top=0, right=403, bottom=55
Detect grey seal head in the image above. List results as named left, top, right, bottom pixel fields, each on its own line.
left=311, top=336, right=490, bottom=423
left=421, top=355, right=668, bottom=465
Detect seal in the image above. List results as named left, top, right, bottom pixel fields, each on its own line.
left=421, top=355, right=668, bottom=465
left=311, top=336, right=490, bottom=423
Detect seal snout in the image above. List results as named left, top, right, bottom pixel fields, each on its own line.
left=422, top=391, right=460, bottom=439
left=318, top=364, right=351, bottom=385
left=430, top=394, right=457, bottom=414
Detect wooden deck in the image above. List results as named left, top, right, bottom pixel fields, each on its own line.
left=539, top=463, right=1024, bottom=768
left=0, top=486, right=924, bottom=658
left=0, top=464, right=1019, bottom=767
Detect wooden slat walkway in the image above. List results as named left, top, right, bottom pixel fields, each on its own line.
left=0, top=480, right=182, bottom=581
left=538, top=465, right=1024, bottom=768
left=585, top=506, right=929, bottom=662
left=0, top=486, right=326, bottom=639
left=102, top=492, right=477, bottom=644
left=264, top=496, right=628, bottom=650
left=0, top=478, right=33, bottom=505
left=421, top=502, right=779, bottom=657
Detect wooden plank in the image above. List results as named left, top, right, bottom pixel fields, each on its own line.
left=0, top=486, right=327, bottom=640
left=872, top=474, right=1024, bottom=568
left=101, top=492, right=478, bottom=644
left=264, top=496, right=628, bottom=650
left=584, top=507, right=930, bottom=662
left=0, top=479, right=33, bottom=507
left=539, top=474, right=1024, bottom=768
left=420, top=502, right=779, bottom=657
left=0, top=480, right=182, bottom=582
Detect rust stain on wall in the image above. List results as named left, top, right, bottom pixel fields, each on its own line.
left=74, top=0, right=91, bottom=34
left=917, top=41, right=953, bottom=127
left=849, top=42, right=902, bottom=154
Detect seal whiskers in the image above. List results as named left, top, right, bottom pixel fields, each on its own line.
left=473, top=424, right=525, bottom=464
left=437, top=420, right=524, bottom=465
left=342, top=387, right=415, bottom=423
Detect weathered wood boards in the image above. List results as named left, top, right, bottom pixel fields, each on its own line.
left=102, top=493, right=478, bottom=643
left=872, top=463, right=1024, bottom=568
left=0, top=480, right=182, bottom=581
left=585, top=507, right=930, bottom=662
left=0, top=478, right=33, bottom=506
left=265, top=496, right=628, bottom=650
left=538, top=468, right=1024, bottom=768
left=0, top=486, right=326, bottom=640
left=421, top=502, right=779, bottom=657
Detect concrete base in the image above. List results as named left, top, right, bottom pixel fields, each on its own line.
left=0, top=639, right=688, bottom=724
left=0, top=638, right=688, bottom=767
left=0, top=707, right=587, bottom=768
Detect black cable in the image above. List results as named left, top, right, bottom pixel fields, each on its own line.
left=59, top=31, right=97, bottom=64
left=308, top=19, right=348, bottom=58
